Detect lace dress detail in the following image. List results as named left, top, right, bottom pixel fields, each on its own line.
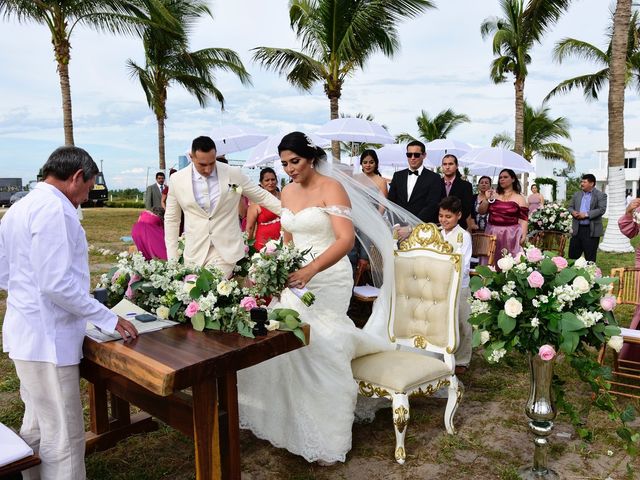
left=321, top=204, right=352, bottom=219
left=237, top=206, right=388, bottom=463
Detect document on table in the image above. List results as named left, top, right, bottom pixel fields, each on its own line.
left=0, top=422, right=33, bottom=468
left=86, top=298, right=179, bottom=342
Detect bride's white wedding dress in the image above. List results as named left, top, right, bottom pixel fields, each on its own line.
left=237, top=206, right=388, bottom=463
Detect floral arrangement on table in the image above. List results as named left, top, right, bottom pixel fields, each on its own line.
left=469, top=246, right=639, bottom=459
left=97, top=238, right=312, bottom=343
left=528, top=202, right=572, bottom=235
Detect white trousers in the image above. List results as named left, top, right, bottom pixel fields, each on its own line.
left=456, top=287, right=473, bottom=367
left=204, top=244, right=235, bottom=278
left=13, top=360, right=86, bottom=480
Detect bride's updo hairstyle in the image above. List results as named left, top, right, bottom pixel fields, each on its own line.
left=277, top=131, right=327, bottom=166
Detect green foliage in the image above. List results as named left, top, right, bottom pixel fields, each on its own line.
left=565, top=176, right=581, bottom=202
left=105, top=200, right=144, bottom=208
left=268, top=308, right=307, bottom=345
left=396, top=108, right=471, bottom=143
left=534, top=177, right=558, bottom=201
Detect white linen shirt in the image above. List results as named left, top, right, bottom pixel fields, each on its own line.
left=0, top=182, right=117, bottom=366
left=441, top=224, right=471, bottom=288
left=191, top=164, right=219, bottom=214
left=407, top=165, right=425, bottom=200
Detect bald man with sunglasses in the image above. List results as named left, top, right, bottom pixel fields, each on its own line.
left=388, top=140, right=444, bottom=226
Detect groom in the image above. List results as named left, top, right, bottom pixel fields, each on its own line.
left=165, top=136, right=281, bottom=276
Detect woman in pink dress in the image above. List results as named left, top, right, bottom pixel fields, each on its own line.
left=527, top=184, right=544, bottom=215
left=131, top=207, right=167, bottom=260
left=245, top=168, right=281, bottom=251
left=618, top=198, right=640, bottom=362
left=477, top=169, right=529, bottom=265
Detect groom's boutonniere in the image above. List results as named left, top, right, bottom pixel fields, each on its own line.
left=229, top=183, right=243, bottom=195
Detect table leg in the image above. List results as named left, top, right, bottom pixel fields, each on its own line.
left=88, top=382, right=109, bottom=434
left=192, top=377, right=221, bottom=480
left=219, top=371, right=241, bottom=480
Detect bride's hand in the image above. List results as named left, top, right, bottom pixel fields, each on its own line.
left=288, top=263, right=318, bottom=290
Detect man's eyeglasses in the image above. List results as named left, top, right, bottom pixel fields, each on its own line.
left=405, top=152, right=423, bottom=158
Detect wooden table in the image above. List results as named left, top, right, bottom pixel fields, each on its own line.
left=80, top=324, right=310, bottom=480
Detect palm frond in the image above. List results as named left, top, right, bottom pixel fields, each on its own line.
left=252, top=47, right=324, bottom=90
left=553, top=38, right=608, bottom=65
left=491, top=132, right=514, bottom=149
left=544, top=69, right=609, bottom=102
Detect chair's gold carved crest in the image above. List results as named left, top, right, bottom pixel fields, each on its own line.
left=413, top=335, right=427, bottom=349
left=393, top=405, right=409, bottom=434
left=358, top=381, right=391, bottom=399
left=399, top=223, right=453, bottom=253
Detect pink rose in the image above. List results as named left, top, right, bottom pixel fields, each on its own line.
left=244, top=245, right=250, bottom=254
left=526, top=247, right=543, bottom=262
left=527, top=271, right=544, bottom=288
left=539, top=344, right=556, bottom=361
left=600, top=295, right=617, bottom=312
left=240, top=296, right=258, bottom=311
left=111, top=271, right=121, bottom=283
left=551, top=256, right=568, bottom=270
left=183, top=274, right=198, bottom=283
left=595, top=267, right=602, bottom=279
left=538, top=220, right=543, bottom=226
left=474, top=287, right=492, bottom=301
left=262, top=242, right=278, bottom=255
left=185, top=301, right=200, bottom=318
left=125, top=274, right=141, bottom=299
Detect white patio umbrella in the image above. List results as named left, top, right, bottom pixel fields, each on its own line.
left=244, top=132, right=331, bottom=168
left=424, top=138, right=472, bottom=163
left=315, top=117, right=395, bottom=144
left=458, top=147, right=534, bottom=176
left=208, top=125, right=268, bottom=155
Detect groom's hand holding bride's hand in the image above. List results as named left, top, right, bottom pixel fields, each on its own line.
left=288, top=262, right=319, bottom=290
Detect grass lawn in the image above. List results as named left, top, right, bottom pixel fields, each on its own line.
left=0, top=207, right=638, bottom=479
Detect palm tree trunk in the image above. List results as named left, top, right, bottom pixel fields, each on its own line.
left=55, top=38, right=74, bottom=146
left=329, top=94, right=340, bottom=162
left=601, top=0, right=634, bottom=253
left=157, top=114, right=166, bottom=170
left=514, top=76, right=525, bottom=156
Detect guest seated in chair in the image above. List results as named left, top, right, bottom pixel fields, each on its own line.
left=618, top=197, right=640, bottom=362
left=438, top=196, right=472, bottom=374
left=132, top=206, right=168, bottom=260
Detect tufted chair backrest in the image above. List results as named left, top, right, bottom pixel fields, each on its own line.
left=390, top=224, right=462, bottom=355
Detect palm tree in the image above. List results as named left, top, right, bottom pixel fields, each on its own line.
left=252, top=0, right=434, bottom=160
left=0, top=0, right=172, bottom=146
left=396, top=108, right=471, bottom=143
left=491, top=101, right=575, bottom=167
left=127, top=0, right=251, bottom=169
left=601, top=0, right=634, bottom=253
left=480, top=0, right=572, bottom=156
left=545, top=11, right=640, bottom=102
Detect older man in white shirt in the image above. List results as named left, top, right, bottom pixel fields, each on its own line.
left=0, top=146, right=137, bottom=480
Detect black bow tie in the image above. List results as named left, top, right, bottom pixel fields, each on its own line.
left=408, top=170, right=419, bottom=176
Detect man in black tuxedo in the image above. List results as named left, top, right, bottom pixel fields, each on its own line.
left=388, top=140, right=444, bottom=225
left=441, top=154, right=473, bottom=229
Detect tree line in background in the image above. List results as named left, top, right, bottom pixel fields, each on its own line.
left=0, top=0, right=636, bottom=250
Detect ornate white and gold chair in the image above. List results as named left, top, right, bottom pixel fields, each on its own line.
left=351, top=224, right=463, bottom=464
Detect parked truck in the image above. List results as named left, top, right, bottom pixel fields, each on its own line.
left=36, top=169, right=108, bottom=207
left=0, top=178, right=22, bottom=207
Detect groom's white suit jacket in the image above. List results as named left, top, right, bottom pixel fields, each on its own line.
left=165, top=162, right=281, bottom=267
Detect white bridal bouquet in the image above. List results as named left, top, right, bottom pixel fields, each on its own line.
left=528, top=202, right=572, bottom=235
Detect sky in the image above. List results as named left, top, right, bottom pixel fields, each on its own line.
left=0, top=0, right=637, bottom=190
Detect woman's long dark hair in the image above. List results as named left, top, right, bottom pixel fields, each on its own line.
left=360, top=149, right=381, bottom=176
left=496, top=168, right=521, bottom=194
left=277, top=131, right=326, bottom=165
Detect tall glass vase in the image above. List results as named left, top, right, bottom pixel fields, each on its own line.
left=518, top=354, right=559, bottom=479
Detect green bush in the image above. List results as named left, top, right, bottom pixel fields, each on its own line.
left=105, top=201, right=145, bottom=208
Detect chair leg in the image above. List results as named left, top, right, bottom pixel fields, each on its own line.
left=391, top=393, right=409, bottom=464
left=444, top=376, right=462, bottom=435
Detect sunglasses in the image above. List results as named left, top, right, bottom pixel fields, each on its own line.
left=405, top=152, right=423, bottom=158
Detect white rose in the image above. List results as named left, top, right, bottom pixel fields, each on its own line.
left=504, top=298, right=523, bottom=318
left=266, top=320, right=280, bottom=331
left=607, top=336, right=624, bottom=353
left=574, top=256, right=588, bottom=268
left=497, top=256, right=515, bottom=271
left=217, top=280, right=233, bottom=296
left=572, top=276, right=590, bottom=294
left=156, top=306, right=170, bottom=320
left=531, top=317, right=540, bottom=328
left=480, top=331, right=490, bottom=344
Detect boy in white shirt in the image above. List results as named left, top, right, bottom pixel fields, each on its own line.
left=438, top=196, right=472, bottom=374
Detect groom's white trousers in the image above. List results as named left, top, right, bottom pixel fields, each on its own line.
left=14, top=360, right=86, bottom=480
left=204, top=244, right=235, bottom=278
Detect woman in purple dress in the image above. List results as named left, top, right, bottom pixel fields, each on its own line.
left=477, top=169, right=529, bottom=265
left=527, top=184, right=544, bottom=215
left=618, top=197, right=640, bottom=363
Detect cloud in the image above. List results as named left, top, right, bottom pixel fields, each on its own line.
left=121, top=167, right=145, bottom=174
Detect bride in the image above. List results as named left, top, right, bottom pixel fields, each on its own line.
left=237, top=132, right=391, bottom=464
